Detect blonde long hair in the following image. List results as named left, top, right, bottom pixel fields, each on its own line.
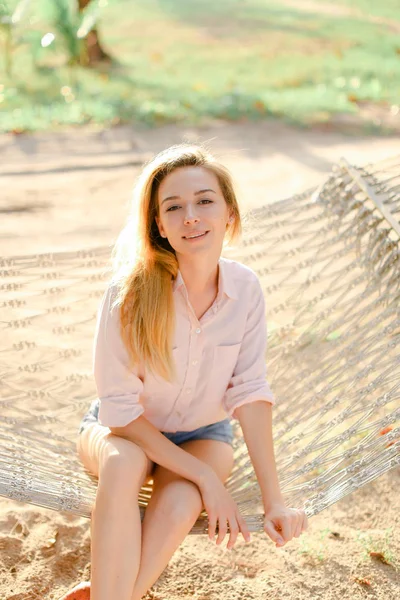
left=111, top=144, right=242, bottom=381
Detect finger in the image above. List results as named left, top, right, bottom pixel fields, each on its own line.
left=208, top=513, right=217, bottom=541
left=295, top=509, right=307, bottom=535
left=226, top=516, right=239, bottom=550
left=237, top=513, right=251, bottom=543
left=293, top=510, right=303, bottom=537
left=288, top=510, right=298, bottom=538
left=279, top=517, right=291, bottom=543
left=301, top=511, right=309, bottom=532
left=273, top=522, right=286, bottom=544
left=216, top=517, right=228, bottom=546
left=264, top=520, right=284, bottom=545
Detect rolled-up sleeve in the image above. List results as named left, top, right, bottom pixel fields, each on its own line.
left=223, top=279, right=275, bottom=419
left=93, top=284, right=145, bottom=428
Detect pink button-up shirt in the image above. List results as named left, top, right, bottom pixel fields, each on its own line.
left=94, top=256, right=275, bottom=432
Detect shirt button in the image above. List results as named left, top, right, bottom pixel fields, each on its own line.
left=195, top=327, right=201, bottom=334
left=192, top=360, right=198, bottom=365
left=186, top=388, right=192, bottom=394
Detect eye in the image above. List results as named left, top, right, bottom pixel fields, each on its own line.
left=166, top=199, right=212, bottom=212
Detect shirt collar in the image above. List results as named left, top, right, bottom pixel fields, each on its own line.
left=172, top=257, right=237, bottom=301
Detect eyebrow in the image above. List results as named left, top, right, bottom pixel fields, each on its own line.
left=161, top=189, right=217, bottom=205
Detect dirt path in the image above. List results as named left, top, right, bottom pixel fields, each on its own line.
left=1, top=120, right=399, bottom=257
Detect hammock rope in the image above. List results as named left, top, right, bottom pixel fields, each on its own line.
left=1, top=155, right=399, bottom=533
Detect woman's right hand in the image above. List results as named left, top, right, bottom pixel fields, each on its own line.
left=198, top=469, right=251, bottom=549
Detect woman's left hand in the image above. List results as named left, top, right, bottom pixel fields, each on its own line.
left=263, top=502, right=308, bottom=547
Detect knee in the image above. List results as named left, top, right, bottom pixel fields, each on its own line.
left=98, top=442, right=150, bottom=495
left=156, top=481, right=203, bottom=526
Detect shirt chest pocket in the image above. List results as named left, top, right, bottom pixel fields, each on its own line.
left=207, top=343, right=242, bottom=400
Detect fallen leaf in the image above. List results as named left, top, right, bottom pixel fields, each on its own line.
left=347, top=94, right=359, bottom=103
left=353, top=576, right=371, bottom=586
left=329, top=531, right=342, bottom=539
left=253, top=100, right=265, bottom=113
left=370, top=551, right=390, bottom=564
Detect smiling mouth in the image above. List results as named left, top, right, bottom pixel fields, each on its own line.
left=183, top=231, right=209, bottom=239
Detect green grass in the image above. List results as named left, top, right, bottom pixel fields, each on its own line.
left=0, top=0, right=399, bottom=132
left=355, top=527, right=396, bottom=566
left=338, top=0, right=400, bottom=21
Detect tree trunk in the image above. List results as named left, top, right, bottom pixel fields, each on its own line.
left=77, top=0, right=112, bottom=66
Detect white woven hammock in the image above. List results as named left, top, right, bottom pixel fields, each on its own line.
left=1, top=156, right=399, bottom=533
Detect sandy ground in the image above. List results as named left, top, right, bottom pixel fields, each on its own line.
left=0, top=120, right=399, bottom=599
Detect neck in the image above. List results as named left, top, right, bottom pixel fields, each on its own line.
left=177, top=256, right=220, bottom=295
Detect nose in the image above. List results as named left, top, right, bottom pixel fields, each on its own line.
left=183, top=205, right=200, bottom=225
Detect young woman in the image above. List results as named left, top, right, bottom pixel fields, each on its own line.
left=61, top=144, right=308, bottom=600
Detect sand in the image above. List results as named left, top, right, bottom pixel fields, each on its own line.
left=0, top=120, right=399, bottom=599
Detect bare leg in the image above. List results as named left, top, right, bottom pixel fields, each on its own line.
left=129, top=439, right=234, bottom=600
left=90, top=475, right=142, bottom=599
left=59, top=433, right=233, bottom=600
left=58, top=424, right=154, bottom=600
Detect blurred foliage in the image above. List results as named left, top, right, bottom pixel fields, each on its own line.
left=0, top=0, right=399, bottom=133
left=0, top=0, right=32, bottom=77
left=47, top=0, right=82, bottom=66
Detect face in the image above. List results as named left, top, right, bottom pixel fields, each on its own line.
left=155, top=166, right=233, bottom=258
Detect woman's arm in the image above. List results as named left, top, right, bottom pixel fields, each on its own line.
left=111, top=416, right=252, bottom=545
left=234, top=400, right=284, bottom=511
left=110, top=416, right=212, bottom=487
left=236, top=401, right=308, bottom=548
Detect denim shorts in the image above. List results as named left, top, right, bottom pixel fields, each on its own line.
left=78, top=399, right=234, bottom=447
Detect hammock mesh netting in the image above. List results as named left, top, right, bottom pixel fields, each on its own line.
left=1, top=156, right=399, bottom=533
